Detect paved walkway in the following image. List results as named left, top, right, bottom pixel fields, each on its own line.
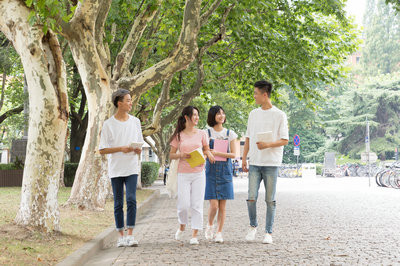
left=85, top=177, right=400, bottom=265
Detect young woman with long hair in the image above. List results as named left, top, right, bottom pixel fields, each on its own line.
left=169, top=106, right=215, bottom=245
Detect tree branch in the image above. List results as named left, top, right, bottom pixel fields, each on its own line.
left=0, top=72, right=6, bottom=113
left=94, top=0, right=112, bottom=73
left=160, top=57, right=205, bottom=129
left=132, top=10, right=162, bottom=76
left=144, top=136, right=158, bottom=155
left=69, top=0, right=100, bottom=35
left=117, top=0, right=202, bottom=100
left=158, top=5, right=233, bottom=129
left=0, top=106, right=23, bottom=124
left=142, top=76, right=173, bottom=136
left=112, top=1, right=162, bottom=81
left=200, top=0, right=223, bottom=26
left=216, top=57, right=247, bottom=81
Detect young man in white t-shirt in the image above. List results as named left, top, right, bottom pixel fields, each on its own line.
left=99, top=89, right=144, bottom=247
left=242, top=80, right=289, bottom=244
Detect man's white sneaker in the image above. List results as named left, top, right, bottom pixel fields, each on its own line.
left=116, top=236, right=126, bottom=247
left=205, top=224, right=214, bottom=240
left=125, top=235, right=139, bottom=247
left=214, top=232, right=223, bottom=243
left=245, top=226, right=257, bottom=242
left=262, top=233, right=273, bottom=244
left=189, top=237, right=199, bottom=245
left=175, top=229, right=184, bottom=241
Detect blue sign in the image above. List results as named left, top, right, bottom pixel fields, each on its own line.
left=365, top=136, right=369, bottom=143
left=293, top=135, right=300, bottom=146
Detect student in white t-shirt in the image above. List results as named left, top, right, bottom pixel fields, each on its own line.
left=99, top=89, right=144, bottom=248
left=242, top=80, right=289, bottom=244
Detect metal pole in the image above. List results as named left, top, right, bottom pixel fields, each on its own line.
left=366, top=117, right=370, bottom=187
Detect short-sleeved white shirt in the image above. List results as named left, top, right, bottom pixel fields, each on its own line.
left=99, top=115, right=144, bottom=178
left=245, top=106, right=289, bottom=166
left=205, top=127, right=238, bottom=142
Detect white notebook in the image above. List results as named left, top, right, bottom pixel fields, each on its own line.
left=256, top=131, right=273, bottom=143
left=130, top=142, right=144, bottom=149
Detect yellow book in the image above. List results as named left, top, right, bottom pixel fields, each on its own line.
left=185, top=148, right=206, bottom=168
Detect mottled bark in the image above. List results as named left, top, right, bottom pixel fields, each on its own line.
left=0, top=0, right=68, bottom=232
left=66, top=22, right=113, bottom=210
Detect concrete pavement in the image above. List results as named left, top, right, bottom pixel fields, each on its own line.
left=84, top=177, right=400, bottom=265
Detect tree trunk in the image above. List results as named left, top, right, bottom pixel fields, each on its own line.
left=69, top=68, right=88, bottom=163
left=69, top=126, right=87, bottom=163
left=66, top=28, right=113, bottom=210
left=0, top=0, right=68, bottom=232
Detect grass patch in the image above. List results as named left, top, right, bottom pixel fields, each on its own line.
left=0, top=187, right=155, bottom=265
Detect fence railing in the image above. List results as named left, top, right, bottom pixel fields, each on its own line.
left=0, top=170, right=23, bottom=187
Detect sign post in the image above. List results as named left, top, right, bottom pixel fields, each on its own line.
left=293, top=135, right=300, bottom=177
left=366, top=117, right=371, bottom=187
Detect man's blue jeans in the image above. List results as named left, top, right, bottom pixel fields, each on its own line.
left=247, top=165, right=278, bottom=234
left=111, top=174, right=138, bottom=231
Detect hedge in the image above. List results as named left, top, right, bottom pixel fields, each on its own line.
left=0, top=161, right=160, bottom=187
left=0, top=163, right=19, bottom=170
left=141, top=162, right=160, bottom=187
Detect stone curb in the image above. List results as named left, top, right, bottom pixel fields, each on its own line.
left=57, top=188, right=161, bottom=266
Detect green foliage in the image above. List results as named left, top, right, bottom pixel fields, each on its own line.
left=130, top=0, right=359, bottom=128
left=0, top=163, right=19, bottom=170
left=64, top=163, right=78, bottom=187
left=0, top=33, right=26, bottom=143
left=385, top=0, right=400, bottom=12
left=316, top=164, right=323, bottom=175
left=141, top=162, right=160, bottom=187
left=207, top=0, right=360, bottom=105
left=362, top=0, right=400, bottom=75
left=326, top=72, right=400, bottom=160
left=25, top=0, right=75, bottom=34
left=192, top=89, right=254, bottom=136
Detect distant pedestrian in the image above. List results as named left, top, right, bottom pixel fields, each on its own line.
left=169, top=106, right=215, bottom=245
left=163, top=164, right=169, bottom=185
left=99, top=89, right=143, bottom=247
left=204, top=106, right=237, bottom=243
left=242, top=80, right=289, bottom=244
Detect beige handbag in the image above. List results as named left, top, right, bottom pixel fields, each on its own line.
left=166, top=149, right=179, bottom=199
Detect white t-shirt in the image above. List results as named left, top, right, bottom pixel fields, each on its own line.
left=205, top=127, right=238, bottom=142
left=245, top=106, right=289, bottom=166
left=99, top=115, right=144, bottom=178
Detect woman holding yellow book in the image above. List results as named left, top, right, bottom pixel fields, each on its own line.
left=169, top=106, right=215, bottom=245
left=204, top=106, right=238, bottom=243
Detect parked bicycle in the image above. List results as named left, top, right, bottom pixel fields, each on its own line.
left=375, top=162, right=400, bottom=189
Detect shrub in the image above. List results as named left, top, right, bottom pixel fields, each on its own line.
left=141, top=162, right=160, bottom=187
left=0, top=163, right=18, bottom=170
left=64, top=163, right=79, bottom=187
left=316, top=164, right=323, bottom=175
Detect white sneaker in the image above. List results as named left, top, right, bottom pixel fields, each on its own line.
left=125, top=235, right=139, bottom=247
left=214, top=232, right=223, bottom=243
left=205, top=224, right=214, bottom=240
left=189, top=237, right=199, bottom=245
left=116, top=236, right=126, bottom=247
left=262, top=233, right=273, bottom=244
left=245, top=226, right=257, bottom=242
left=175, top=229, right=184, bottom=241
